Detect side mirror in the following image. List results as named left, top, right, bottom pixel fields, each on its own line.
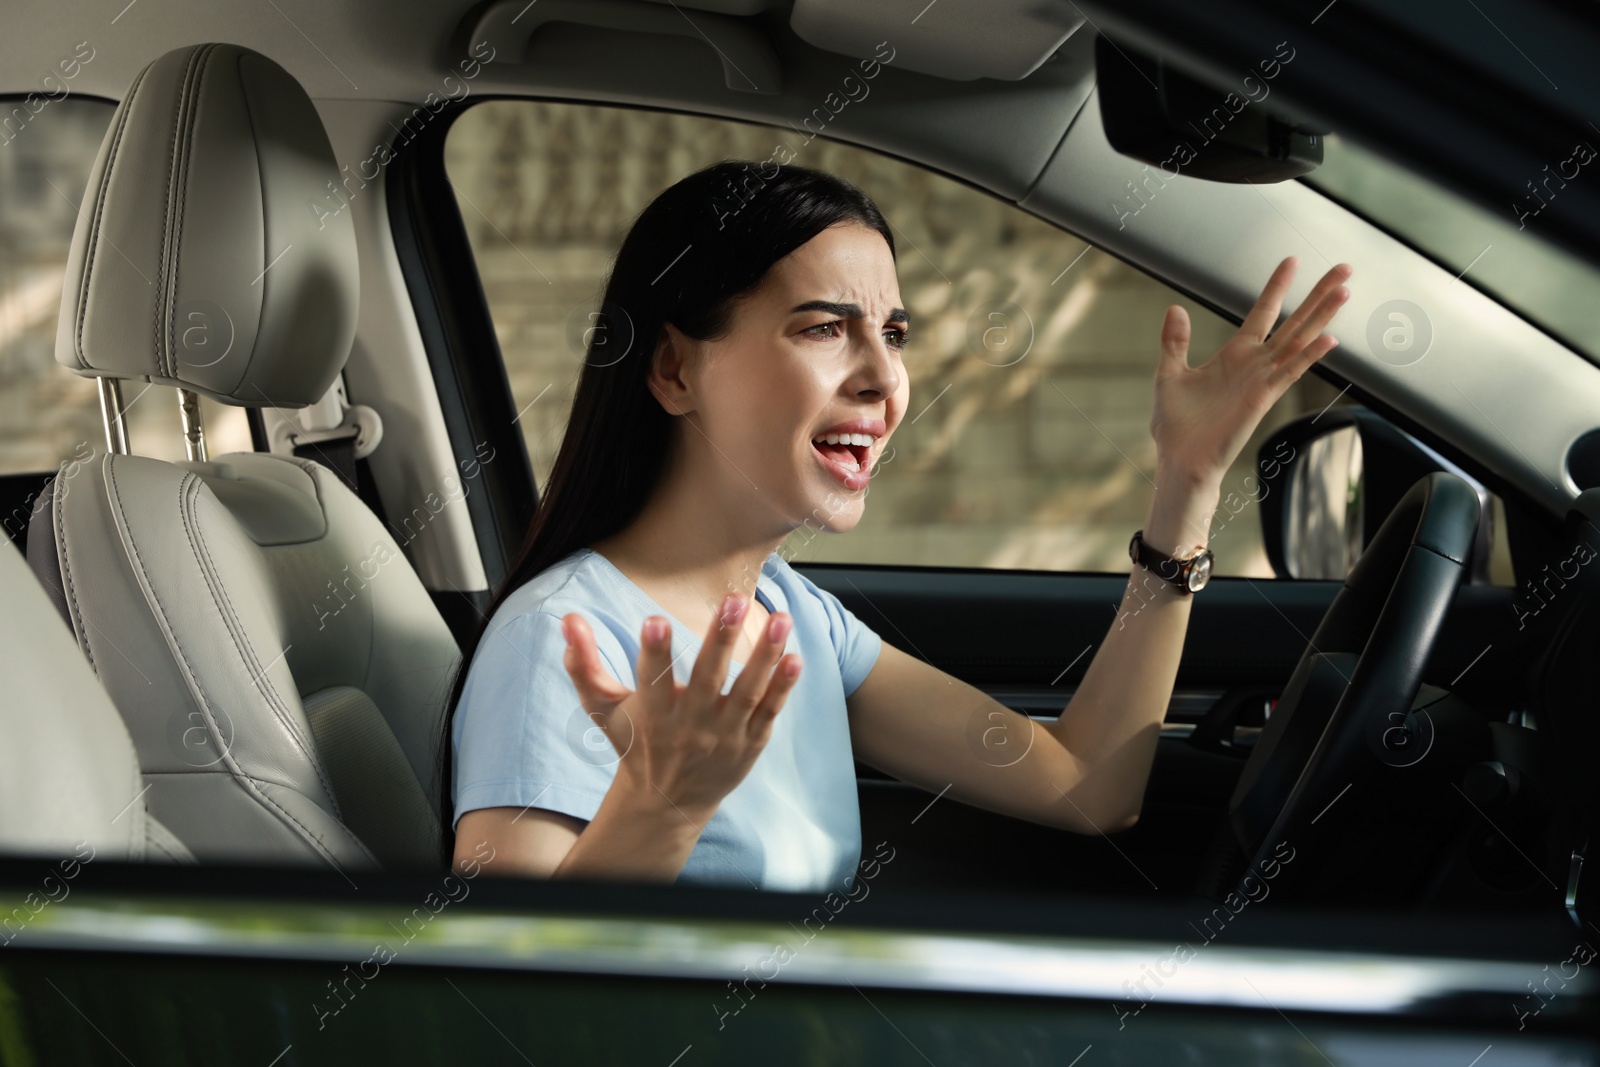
left=1259, top=406, right=1493, bottom=580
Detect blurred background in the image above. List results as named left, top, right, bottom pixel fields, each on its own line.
left=0, top=97, right=251, bottom=503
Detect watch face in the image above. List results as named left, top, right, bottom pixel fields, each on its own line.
left=1187, top=552, right=1214, bottom=591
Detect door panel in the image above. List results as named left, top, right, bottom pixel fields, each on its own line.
left=802, top=564, right=1517, bottom=895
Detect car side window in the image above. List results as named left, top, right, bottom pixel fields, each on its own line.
left=0, top=96, right=252, bottom=500
left=443, top=100, right=1497, bottom=579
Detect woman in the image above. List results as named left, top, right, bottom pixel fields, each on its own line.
left=439, top=159, right=1350, bottom=890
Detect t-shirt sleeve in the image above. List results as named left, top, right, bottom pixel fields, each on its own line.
left=793, top=571, right=884, bottom=698
left=450, top=610, right=621, bottom=832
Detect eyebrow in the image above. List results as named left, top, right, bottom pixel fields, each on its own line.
left=792, top=300, right=909, bottom=325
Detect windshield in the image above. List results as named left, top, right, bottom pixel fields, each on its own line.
left=1302, top=133, right=1600, bottom=363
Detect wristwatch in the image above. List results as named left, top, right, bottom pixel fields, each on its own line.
left=1128, top=529, right=1214, bottom=594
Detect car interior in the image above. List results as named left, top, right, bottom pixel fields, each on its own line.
left=3, top=0, right=1599, bottom=949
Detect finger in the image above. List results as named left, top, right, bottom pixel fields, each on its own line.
left=1155, top=306, right=1191, bottom=380
left=1238, top=257, right=1299, bottom=340
left=747, top=654, right=802, bottom=741
left=561, top=613, right=630, bottom=712
left=1268, top=263, right=1351, bottom=346
left=629, top=614, right=679, bottom=717
left=1270, top=283, right=1349, bottom=366
left=1270, top=332, right=1339, bottom=386
left=685, top=593, right=746, bottom=711
left=726, top=611, right=793, bottom=717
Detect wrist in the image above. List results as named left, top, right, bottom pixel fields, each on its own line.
left=559, top=777, right=717, bottom=883
left=607, top=772, right=719, bottom=834
left=1144, top=477, right=1221, bottom=559
left=1154, top=457, right=1223, bottom=497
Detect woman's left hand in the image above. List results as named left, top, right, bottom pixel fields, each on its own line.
left=1150, top=256, right=1351, bottom=490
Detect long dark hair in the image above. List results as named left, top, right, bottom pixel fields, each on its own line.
left=434, top=159, right=895, bottom=863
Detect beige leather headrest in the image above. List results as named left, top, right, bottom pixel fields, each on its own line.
left=55, top=43, right=358, bottom=407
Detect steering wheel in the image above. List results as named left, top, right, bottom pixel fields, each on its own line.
left=1218, top=471, right=1482, bottom=902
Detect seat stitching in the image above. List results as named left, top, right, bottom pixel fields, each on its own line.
left=103, top=457, right=353, bottom=871
left=55, top=462, right=98, bottom=677
left=148, top=771, right=376, bottom=870
left=286, top=456, right=330, bottom=529
left=163, top=44, right=214, bottom=378
left=147, top=833, right=189, bottom=864
left=153, top=47, right=193, bottom=375
left=234, top=49, right=271, bottom=404
left=240, top=774, right=381, bottom=869
left=154, top=44, right=207, bottom=378
left=181, top=471, right=344, bottom=801
left=75, top=64, right=149, bottom=370
left=177, top=471, right=346, bottom=817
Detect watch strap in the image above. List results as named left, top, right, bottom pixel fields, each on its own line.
left=1129, top=529, right=1208, bottom=594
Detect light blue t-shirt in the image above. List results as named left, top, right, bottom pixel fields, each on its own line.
left=451, top=546, right=882, bottom=893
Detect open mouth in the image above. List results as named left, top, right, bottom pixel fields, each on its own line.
left=810, top=432, right=873, bottom=473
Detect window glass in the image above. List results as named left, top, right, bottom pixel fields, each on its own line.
left=445, top=101, right=1376, bottom=577
left=0, top=96, right=251, bottom=480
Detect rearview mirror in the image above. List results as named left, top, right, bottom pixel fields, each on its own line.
left=1094, top=35, right=1325, bottom=184
left=1260, top=406, right=1492, bottom=580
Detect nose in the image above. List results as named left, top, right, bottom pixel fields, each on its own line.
left=849, top=329, right=901, bottom=402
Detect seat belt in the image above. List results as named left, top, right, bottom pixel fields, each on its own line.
left=292, top=433, right=360, bottom=493
left=264, top=376, right=388, bottom=521
left=293, top=434, right=392, bottom=530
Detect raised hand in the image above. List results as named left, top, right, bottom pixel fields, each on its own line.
left=559, top=594, right=802, bottom=819
left=1149, top=257, right=1351, bottom=489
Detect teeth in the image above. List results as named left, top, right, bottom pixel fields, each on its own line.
left=809, top=431, right=869, bottom=473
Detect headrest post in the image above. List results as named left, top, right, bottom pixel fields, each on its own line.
left=177, top=388, right=208, bottom=463
left=96, top=377, right=130, bottom=455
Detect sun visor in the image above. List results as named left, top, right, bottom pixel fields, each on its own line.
left=789, top=0, right=1084, bottom=81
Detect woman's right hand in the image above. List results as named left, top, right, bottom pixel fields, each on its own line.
left=559, top=593, right=802, bottom=820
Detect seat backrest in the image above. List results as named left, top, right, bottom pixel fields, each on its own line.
left=1, top=531, right=192, bottom=865
left=28, top=42, right=461, bottom=874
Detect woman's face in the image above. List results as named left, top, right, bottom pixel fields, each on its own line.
left=652, top=221, right=909, bottom=536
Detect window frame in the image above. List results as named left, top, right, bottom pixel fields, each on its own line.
left=395, top=94, right=1537, bottom=593
left=385, top=98, right=539, bottom=625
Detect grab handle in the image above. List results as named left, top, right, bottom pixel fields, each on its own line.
left=467, top=0, right=781, bottom=94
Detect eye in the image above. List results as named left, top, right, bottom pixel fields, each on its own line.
left=802, top=320, right=911, bottom=350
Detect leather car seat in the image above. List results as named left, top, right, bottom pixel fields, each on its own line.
left=25, top=43, right=460, bottom=875
left=1, top=533, right=193, bottom=864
